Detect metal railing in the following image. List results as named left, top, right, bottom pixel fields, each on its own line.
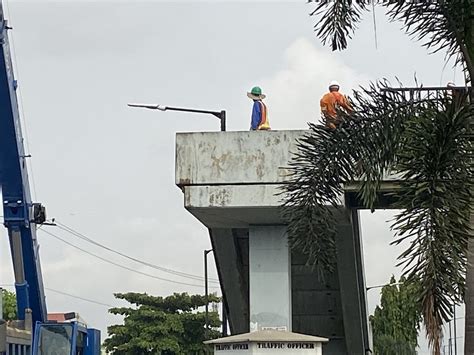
left=4, top=343, right=30, bottom=355
left=380, top=86, right=472, bottom=102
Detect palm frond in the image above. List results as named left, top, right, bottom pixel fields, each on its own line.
left=385, top=0, right=474, bottom=77
left=309, top=0, right=474, bottom=79
left=390, top=97, right=473, bottom=351
left=309, top=0, right=368, bottom=51
left=282, top=82, right=473, bottom=353
left=282, top=121, right=354, bottom=276
left=282, top=81, right=406, bottom=274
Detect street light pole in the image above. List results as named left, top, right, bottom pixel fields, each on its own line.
left=222, top=295, right=228, bottom=337
left=204, top=248, right=213, bottom=338
left=453, top=302, right=457, bottom=355
left=128, top=103, right=226, bottom=131
left=219, top=110, right=226, bottom=132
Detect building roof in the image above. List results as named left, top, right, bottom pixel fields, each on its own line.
left=47, top=312, right=88, bottom=325
left=204, top=330, right=329, bottom=344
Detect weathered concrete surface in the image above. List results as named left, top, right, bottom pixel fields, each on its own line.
left=185, top=185, right=281, bottom=209
left=176, top=131, right=300, bottom=187
left=175, top=130, right=371, bottom=355
left=249, top=226, right=292, bottom=332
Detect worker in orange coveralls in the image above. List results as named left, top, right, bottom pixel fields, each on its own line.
left=320, top=80, right=352, bottom=129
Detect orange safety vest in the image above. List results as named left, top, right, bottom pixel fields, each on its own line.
left=320, top=91, right=351, bottom=118
left=257, top=101, right=271, bottom=130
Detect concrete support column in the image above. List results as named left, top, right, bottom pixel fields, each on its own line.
left=249, top=226, right=291, bottom=332
left=209, top=228, right=249, bottom=334
left=335, top=209, right=369, bottom=355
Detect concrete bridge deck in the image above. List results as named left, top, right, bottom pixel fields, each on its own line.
left=175, top=130, right=373, bottom=354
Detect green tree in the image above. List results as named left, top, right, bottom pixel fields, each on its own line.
left=283, top=2, right=474, bottom=353
left=369, top=276, right=422, bottom=355
left=1, top=288, right=17, bottom=321
left=104, top=292, right=221, bottom=355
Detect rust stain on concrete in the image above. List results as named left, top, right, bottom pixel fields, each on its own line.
left=178, top=178, right=191, bottom=187
left=209, top=188, right=231, bottom=206
left=210, top=152, right=230, bottom=178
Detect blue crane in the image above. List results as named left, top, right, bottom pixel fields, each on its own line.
left=0, top=2, right=100, bottom=354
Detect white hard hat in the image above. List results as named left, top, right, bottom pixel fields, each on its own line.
left=329, top=80, right=340, bottom=89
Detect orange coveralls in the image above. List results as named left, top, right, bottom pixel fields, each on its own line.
left=320, top=91, right=351, bottom=129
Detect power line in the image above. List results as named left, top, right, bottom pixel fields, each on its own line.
left=45, top=288, right=114, bottom=308
left=55, top=221, right=218, bottom=282
left=1, top=284, right=113, bottom=308
left=371, top=0, right=378, bottom=50
left=40, top=229, right=218, bottom=289
left=54, top=220, right=219, bottom=284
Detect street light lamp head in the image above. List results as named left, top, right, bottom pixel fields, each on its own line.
left=366, top=281, right=404, bottom=291
left=127, top=103, right=168, bottom=111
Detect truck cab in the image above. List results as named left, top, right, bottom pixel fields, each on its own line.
left=33, top=322, right=100, bottom=355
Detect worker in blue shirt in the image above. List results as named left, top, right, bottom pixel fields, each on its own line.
left=248, top=86, right=271, bottom=130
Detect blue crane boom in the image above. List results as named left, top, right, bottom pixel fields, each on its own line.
left=0, top=3, right=100, bottom=354
left=0, top=1, right=47, bottom=325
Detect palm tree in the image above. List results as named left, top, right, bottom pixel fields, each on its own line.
left=283, top=1, right=474, bottom=354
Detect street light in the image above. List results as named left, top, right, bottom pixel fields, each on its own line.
left=366, top=282, right=403, bottom=291
left=128, top=103, right=226, bottom=131
left=204, top=248, right=213, bottom=338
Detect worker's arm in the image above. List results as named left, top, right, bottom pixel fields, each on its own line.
left=250, top=101, right=261, bottom=130
left=341, top=95, right=352, bottom=112
left=320, top=96, right=327, bottom=114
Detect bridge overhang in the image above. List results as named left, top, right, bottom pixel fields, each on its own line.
left=176, top=130, right=372, bottom=354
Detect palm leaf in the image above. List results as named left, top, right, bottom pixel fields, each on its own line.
left=390, top=96, right=473, bottom=351
left=385, top=0, right=474, bottom=74
left=282, top=82, right=473, bottom=353
left=309, top=0, right=368, bottom=51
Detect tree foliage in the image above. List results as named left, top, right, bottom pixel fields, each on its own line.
left=310, top=0, right=474, bottom=74
left=370, top=276, right=422, bottom=355
left=282, top=82, right=473, bottom=352
left=104, top=292, right=221, bottom=355
left=287, top=1, right=474, bottom=353
left=1, top=288, right=17, bottom=321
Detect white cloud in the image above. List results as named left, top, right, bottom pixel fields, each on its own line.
left=1, top=4, right=463, bottom=352
left=260, top=38, right=371, bottom=130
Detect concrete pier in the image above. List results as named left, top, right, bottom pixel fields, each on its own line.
left=249, top=225, right=291, bottom=332
left=175, top=130, right=371, bottom=354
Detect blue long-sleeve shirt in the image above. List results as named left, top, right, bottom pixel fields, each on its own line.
left=251, top=100, right=262, bottom=130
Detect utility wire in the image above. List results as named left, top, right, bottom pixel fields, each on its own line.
left=1, top=283, right=113, bottom=308
left=54, top=220, right=219, bottom=284
left=40, top=229, right=218, bottom=289
left=45, top=288, right=114, bottom=308
left=371, top=0, right=378, bottom=50
left=56, top=221, right=218, bottom=282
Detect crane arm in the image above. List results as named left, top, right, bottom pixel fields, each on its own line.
left=0, top=1, right=47, bottom=324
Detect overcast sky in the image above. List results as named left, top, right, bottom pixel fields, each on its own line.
left=0, top=1, right=465, bottom=353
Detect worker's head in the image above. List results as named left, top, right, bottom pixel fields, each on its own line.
left=247, top=86, right=266, bottom=100
left=329, top=80, right=340, bottom=92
